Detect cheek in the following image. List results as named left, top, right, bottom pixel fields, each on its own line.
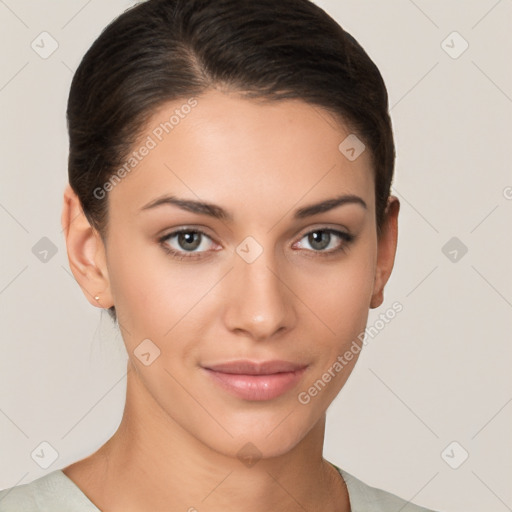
left=300, top=241, right=376, bottom=345
left=294, top=246, right=376, bottom=410
left=106, top=234, right=220, bottom=341
left=105, top=233, right=174, bottom=336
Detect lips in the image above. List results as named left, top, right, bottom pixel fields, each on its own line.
left=204, top=360, right=306, bottom=375
left=202, top=360, right=308, bottom=401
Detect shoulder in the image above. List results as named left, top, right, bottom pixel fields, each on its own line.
left=0, top=470, right=100, bottom=512
left=335, top=466, right=439, bottom=512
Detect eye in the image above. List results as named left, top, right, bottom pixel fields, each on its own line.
left=158, top=226, right=355, bottom=261
left=158, top=228, right=217, bottom=259
left=293, top=228, right=354, bottom=255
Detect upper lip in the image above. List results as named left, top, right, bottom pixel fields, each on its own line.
left=203, top=360, right=307, bottom=375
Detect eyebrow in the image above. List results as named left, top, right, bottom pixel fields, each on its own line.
left=140, top=193, right=367, bottom=221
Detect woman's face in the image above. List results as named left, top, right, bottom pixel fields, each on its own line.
left=73, top=89, right=398, bottom=459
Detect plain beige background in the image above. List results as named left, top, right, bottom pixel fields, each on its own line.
left=0, top=1, right=511, bottom=510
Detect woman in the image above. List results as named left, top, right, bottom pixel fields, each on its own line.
left=0, top=0, right=439, bottom=510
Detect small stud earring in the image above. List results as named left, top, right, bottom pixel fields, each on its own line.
left=94, top=295, right=100, bottom=301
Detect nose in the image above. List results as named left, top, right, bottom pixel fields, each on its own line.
left=222, top=247, right=296, bottom=341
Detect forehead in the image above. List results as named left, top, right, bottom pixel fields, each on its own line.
left=108, top=89, right=375, bottom=222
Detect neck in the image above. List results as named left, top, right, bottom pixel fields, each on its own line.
left=64, top=361, right=350, bottom=512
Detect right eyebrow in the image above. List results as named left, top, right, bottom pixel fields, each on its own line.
left=140, top=195, right=232, bottom=221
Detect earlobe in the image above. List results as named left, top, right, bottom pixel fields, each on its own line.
left=61, top=184, right=113, bottom=308
left=369, top=196, right=400, bottom=309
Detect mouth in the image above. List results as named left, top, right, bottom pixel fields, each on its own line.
left=201, top=360, right=308, bottom=401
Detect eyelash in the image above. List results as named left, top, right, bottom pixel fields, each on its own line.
left=158, top=227, right=355, bottom=261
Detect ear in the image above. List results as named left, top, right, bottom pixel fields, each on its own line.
left=370, top=195, right=400, bottom=309
left=61, top=184, right=113, bottom=309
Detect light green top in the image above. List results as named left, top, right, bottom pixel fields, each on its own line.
left=0, top=464, right=438, bottom=511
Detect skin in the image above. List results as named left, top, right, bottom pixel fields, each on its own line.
left=61, top=89, right=399, bottom=512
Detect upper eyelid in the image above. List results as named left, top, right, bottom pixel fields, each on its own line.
left=292, top=228, right=352, bottom=250
left=160, top=227, right=217, bottom=244
left=297, top=225, right=351, bottom=238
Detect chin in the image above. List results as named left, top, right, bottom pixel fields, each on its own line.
left=193, top=410, right=318, bottom=462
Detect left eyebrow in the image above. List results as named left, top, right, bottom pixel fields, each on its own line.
left=139, top=193, right=367, bottom=221
left=293, top=194, right=367, bottom=218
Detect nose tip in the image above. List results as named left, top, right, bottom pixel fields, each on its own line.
left=222, top=256, right=294, bottom=341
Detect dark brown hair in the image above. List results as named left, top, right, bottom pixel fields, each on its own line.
left=67, top=0, right=395, bottom=322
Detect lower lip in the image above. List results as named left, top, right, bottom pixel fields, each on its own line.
left=203, top=367, right=307, bottom=401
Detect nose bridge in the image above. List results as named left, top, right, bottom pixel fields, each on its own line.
left=223, top=239, right=293, bottom=340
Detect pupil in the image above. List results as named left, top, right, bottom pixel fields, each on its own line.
left=179, top=232, right=200, bottom=250
left=310, top=231, right=330, bottom=250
